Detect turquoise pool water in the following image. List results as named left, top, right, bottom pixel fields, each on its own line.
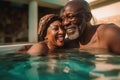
left=0, top=49, right=120, bottom=80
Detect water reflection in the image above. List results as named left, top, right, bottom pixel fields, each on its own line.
left=91, top=55, right=120, bottom=80
left=27, top=53, right=95, bottom=80
left=0, top=50, right=119, bottom=80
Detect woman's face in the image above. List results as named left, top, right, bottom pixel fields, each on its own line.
left=45, top=20, right=66, bottom=47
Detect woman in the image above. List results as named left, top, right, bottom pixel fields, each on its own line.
left=27, top=14, right=66, bottom=55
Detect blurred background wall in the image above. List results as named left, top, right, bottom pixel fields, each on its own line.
left=0, top=0, right=120, bottom=44
left=90, top=0, right=120, bottom=26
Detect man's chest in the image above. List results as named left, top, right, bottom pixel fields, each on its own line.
left=80, top=35, right=107, bottom=49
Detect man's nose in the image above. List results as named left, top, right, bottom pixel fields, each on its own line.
left=62, top=19, right=70, bottom=27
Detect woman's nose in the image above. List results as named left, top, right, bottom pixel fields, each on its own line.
left=58, top=28, right=65, bottom=34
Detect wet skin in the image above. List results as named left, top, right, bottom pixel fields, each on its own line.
left=62, top=0, right=120, bottom=54
left=19, top=1, right=120, bottom=54
left=27, top=20, right=65, bottom=55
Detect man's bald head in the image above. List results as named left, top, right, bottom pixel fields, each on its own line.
left=63, top=0, right=91, bottom=13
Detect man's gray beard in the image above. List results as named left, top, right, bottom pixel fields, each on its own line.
left=67, top=26, right=80, bottom=40
left=67, top=18, right=86, bottom=40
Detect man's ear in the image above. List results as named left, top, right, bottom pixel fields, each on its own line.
left=85, top=13, right=92, bottom=22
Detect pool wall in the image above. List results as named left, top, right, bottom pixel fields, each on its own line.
left=0, top=43, right=33, bottom=54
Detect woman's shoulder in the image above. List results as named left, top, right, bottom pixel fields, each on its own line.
left=29, top=41, right=46, bottom=48
left=27, top=41, right=49, bottom=55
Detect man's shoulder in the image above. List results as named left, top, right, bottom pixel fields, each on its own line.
left=96, top=23, right=120, bottom=39
left=96, top=23, right=120, bottom=34
left=98, top=23, right=119, bottom=30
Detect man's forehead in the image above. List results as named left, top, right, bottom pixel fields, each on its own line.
left=62, top=6, right=83, bottom=15
left=62, top=0, right=88, bottom=15
left=63, top=5, right=84, bottom=13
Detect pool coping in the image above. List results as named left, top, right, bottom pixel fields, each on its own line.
left=0, top=43, right=34, bottom=54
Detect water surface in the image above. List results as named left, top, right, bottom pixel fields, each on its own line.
left=0, top=49, right=120, bottom=80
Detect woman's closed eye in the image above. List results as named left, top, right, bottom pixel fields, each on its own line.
left=51, top=26, right=59, bottom=31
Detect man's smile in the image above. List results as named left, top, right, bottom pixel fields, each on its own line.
left=66, top=26, right=77, bottom=34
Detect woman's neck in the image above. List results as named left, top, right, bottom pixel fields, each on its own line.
left=46, top=41, right=58, bottom=51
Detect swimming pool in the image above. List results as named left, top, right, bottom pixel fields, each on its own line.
left=0, top=45, right=120, bottom=80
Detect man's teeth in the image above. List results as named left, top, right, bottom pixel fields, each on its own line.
left=67, top=28, right=76, bottom=34
left=67, top=28, right=73, bottom=32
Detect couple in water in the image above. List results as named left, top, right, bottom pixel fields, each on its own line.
left=24, top=0, right=120, bottom=55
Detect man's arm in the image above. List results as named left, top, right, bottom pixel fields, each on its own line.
left=110, top=36, right=120, bottom=54
left=104, top=24, right=120, bottom=54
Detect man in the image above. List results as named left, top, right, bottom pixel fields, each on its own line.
left=62, top=0, right=120, bottom=54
